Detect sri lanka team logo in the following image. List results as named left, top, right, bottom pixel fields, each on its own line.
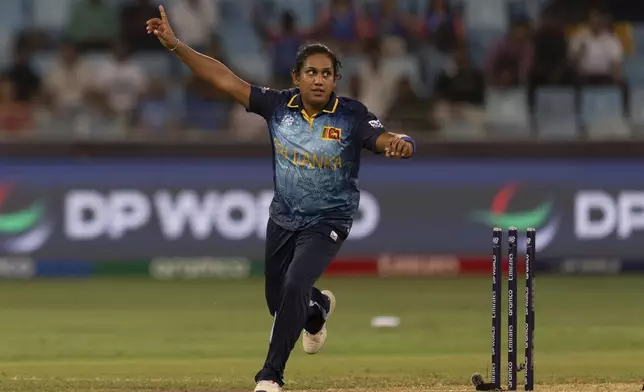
left=322, top=126, right=342, bottom=141
left=0, top=184, right=53, bottom=254
left=470, top=183, right=560, bottom=252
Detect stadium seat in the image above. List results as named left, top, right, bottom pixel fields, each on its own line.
left=0, top=28, right=13, bottom=67
left=229, top=52, right=272, bottom=85
left=508, top=0, right=528, bottom=19
left=623, top=56, right=644, bottom=87
left=0, top=0, right=22, bottom=65
left=421, top=46, right=452, bottom=94
left=32, top=0, right=72, bottom=31
left=183, top=99, right=231, bottom=132
left=467, top=44, right=487, bottom=70
left=580, top=87, right=631, bottom=139
left=633, top=24, right=644, bottom=55
left=0, top=0, right=24, bottom=32
left=334, top=54, right=363, bottom=92
left=399, top=0, right=426, bottom=14
left=466, top=28, right=505, bottom=68
left=384, top=55, right=425, bottom=96
left=118, top=0, right=164, bottom=5
left=33, top=52, right=59, bottom=75
left=81, top=52, right=112, bottom=70
left=463, top=0, right=508, bottom=32
left=312, top=0, right=329, bottom=9
left=484, top=88, right=531, bottom=137
left=133, top=53, right=171, bottom=78
left=167, top=83, right=187, bottom=113
left=275, top=0, right=317, bottom=29
left=441, top=120, right=486, bottom=140
left=507, top=0, right=549, bottom=22
left=628, top=88, right=644, bottom=136
left=339, top=54, right=364, bottom=75
left=219, top=15, right=262, bottom=57
left=534, top=88, right=580, bottom=139
left=219, top=0, right=251, bottom=23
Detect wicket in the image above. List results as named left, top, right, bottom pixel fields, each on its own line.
left=525, top=228, right=535, bottom=391
left=491, top=228, right=502, bottom=388
left=508, top=227, right=518, bottom=390
left=487, top=227, right=535, bottom=391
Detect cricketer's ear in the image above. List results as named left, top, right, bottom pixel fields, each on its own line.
left=291, top=70, right=299, bottom=88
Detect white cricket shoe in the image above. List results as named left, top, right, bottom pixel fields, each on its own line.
left=254, top=380, right=282, bottom=392
left=302, top=290, right=336, bottom=355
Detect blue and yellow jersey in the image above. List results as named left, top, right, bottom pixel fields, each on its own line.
left=247, top=86, right=385, bottom=233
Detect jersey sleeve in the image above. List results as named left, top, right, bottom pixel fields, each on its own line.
left=246, top=85, right=290, bottom=120
left=356, top=111, right=386, bottom=152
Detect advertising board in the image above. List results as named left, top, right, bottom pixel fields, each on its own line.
left=1, top=158, right=643, bottom=259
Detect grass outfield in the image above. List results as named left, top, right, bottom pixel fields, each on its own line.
left=0, top=277, right=643, bottom=391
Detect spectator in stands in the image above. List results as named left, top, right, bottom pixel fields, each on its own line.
left=229, top=102, right=269, bottom=141
left=414, top=0, right=464, bottom=94
left=364, top=0, right=414, bottom=56
left=315, top=0, right=370, bottom=54
left=546, top=0, right=589, bottom=25
left=120, top=0, right=161, bottom=51
left=135, top=76, right=174, bottom=134
left=347, top=73, right=361, bottom=99
left=356, top=38, right=403, bottom=119
left=569, top=9, right=624, bottom=85
left=169, top=0, right=219, bottom=52
left=93, top=41, right=147, bottom=123
left=182, top=40, right=231, bottom=131
left=530, top=10, right=573, bottom=87
left=3, top=41, right=41, bottom=103
left=74, top=89, right=118, bottom=136
left=44, top=42, right=92, bottom=121
left=229, top=80, right=269, bottom=141
left=432, top=44, right=485, bottom=128
left=416, top=0, right=464, bottom=54
left=485, top=20, right=533, bottom=87
left=269, top=12, right=305, bottom=90
left=0, top=75, right=33, bottom=133
left=385, top=76, right=433, bottom=131
left=68, top=0, right=120, bottom=52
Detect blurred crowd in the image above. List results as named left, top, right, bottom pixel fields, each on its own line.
left=1, top=0, right=644, bottom=141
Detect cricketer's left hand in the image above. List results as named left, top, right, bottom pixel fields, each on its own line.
left=385, top=136, right=413, bottom=158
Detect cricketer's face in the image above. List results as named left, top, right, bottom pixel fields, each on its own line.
left=293, top=53, right=337, bottom=108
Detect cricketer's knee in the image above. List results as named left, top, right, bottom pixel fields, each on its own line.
left=265, top=281, right=282, bottom=316
left=282, top=275, right=312, bottom=300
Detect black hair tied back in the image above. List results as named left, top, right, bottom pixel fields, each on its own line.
left=293, top=43, right=342, bottom=80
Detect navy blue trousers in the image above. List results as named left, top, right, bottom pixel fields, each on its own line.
left=254, top=218, right=347, bottom=386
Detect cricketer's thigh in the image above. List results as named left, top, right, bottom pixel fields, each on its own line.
left=263, top=218, right=346, bottom=321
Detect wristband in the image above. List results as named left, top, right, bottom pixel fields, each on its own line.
left=400, top=136, right=416, bottom=158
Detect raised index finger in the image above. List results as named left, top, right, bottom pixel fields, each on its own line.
left=159, top=5, right=168, bottom=23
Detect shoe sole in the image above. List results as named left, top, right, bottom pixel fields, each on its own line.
left=254, top=381, right=282, bottom=392
left=303, top=290, right=336, bottom=355
left=321, top=290, right=336, bottom=320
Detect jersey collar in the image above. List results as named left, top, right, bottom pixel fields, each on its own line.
left=286, top=90, right=339, bottom=114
